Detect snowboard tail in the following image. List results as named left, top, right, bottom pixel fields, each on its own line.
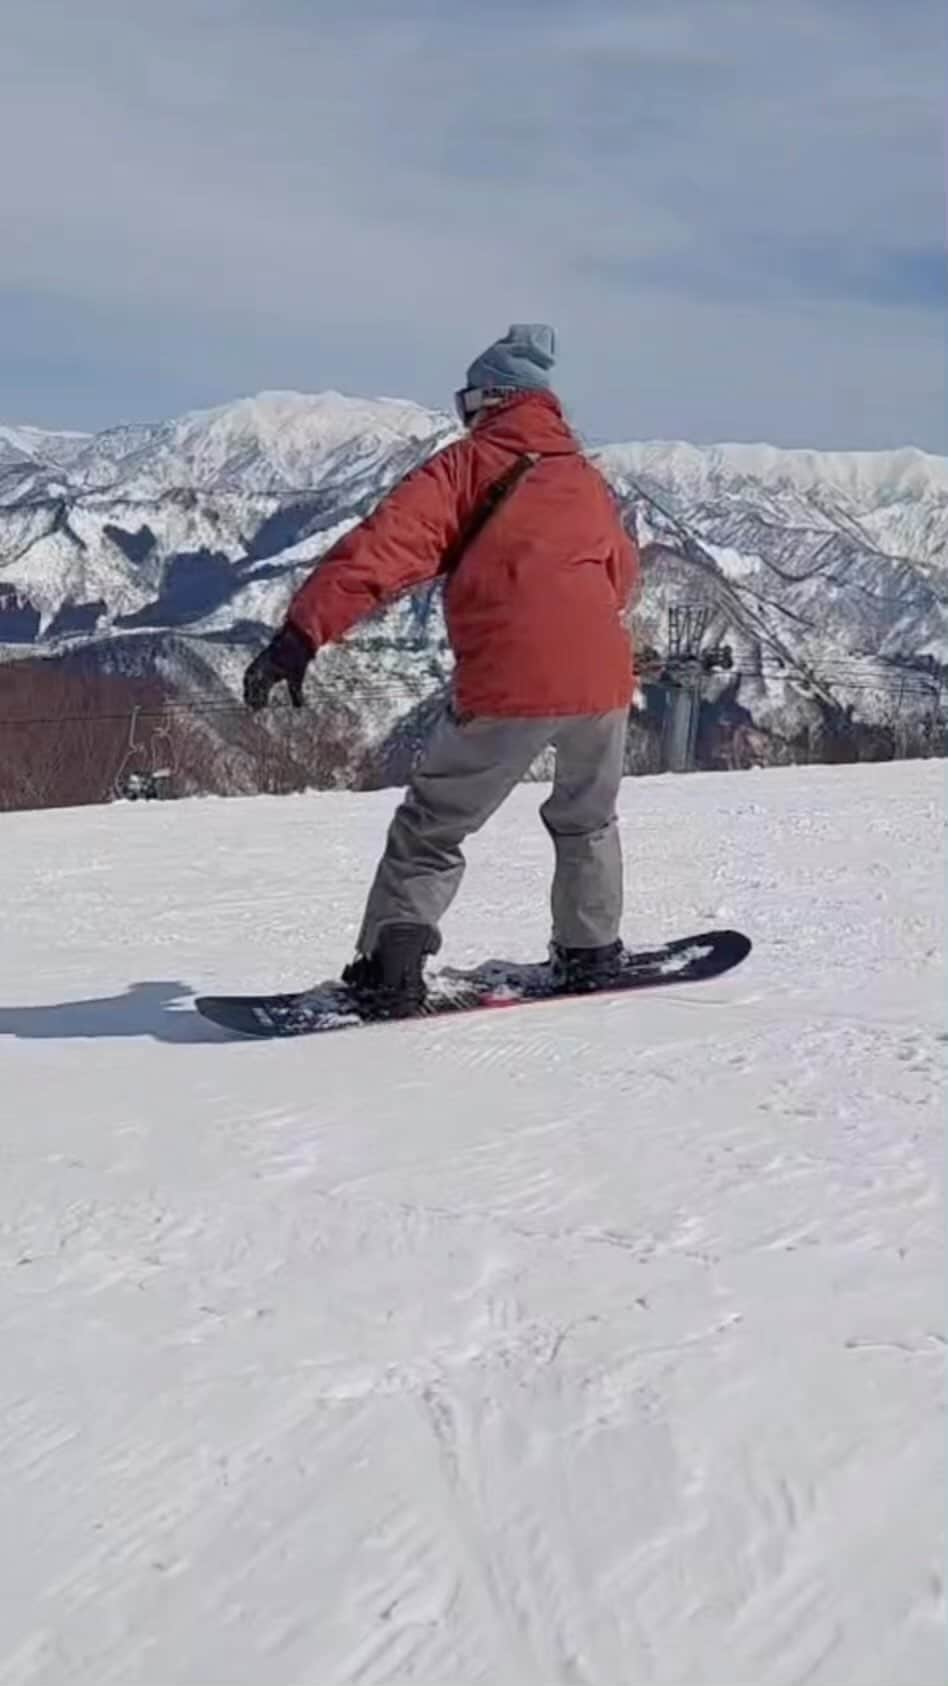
left=195, top=928, right=751, bottom=1040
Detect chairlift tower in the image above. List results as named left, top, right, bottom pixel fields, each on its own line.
left=660, top=606, right=732, bottom=772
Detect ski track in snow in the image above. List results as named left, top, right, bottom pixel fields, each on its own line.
left=0, top=760, right=943, bottom=1685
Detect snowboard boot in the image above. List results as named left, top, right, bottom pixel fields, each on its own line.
left=342, top=922, right=439, bottom=1019
left=549, top=938, right=625, bottom=993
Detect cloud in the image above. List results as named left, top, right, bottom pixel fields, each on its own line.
left=585, top=240, right=945, bottom=313
left=0, top=0, right=942, bottom=448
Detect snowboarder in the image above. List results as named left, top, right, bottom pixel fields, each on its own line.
left=243, top=324, right=639, bottom=1016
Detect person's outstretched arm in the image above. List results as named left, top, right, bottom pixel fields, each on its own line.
left=244, top=438, right=474, bottom=709
left=290, top=439, right=473, bottom=647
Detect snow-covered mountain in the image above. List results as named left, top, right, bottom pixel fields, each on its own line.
left=0, top=392, right=454, bottom=633
left=0, top=391, right=451, bottom=500
left=601, top=439, right=948, bottom=566
left=600, top=438, right=947, bottom=749
left=1, top=391, right=945, bottom=791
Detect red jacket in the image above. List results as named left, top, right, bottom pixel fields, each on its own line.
left=288, top=391, right=638, bottom=718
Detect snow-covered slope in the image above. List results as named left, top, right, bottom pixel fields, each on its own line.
left=599, top=439, right=948, bottom=742
left=1, top=392, right=945, bottom=772
left=0, top=391, right=455, bottom=639
left=1, top=391, right=448, bottom=498
left=0, top=423, right=90, bottom=469
left=0, top=759, right=943, bottom=1685
left=599, top=439, right=948, bottom=565
left=0, top=424, right=91, bottom=509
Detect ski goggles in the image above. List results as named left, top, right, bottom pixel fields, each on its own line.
left=454, top=386, right=489, bottom=426
left=454, top=386, right=511, bottom=427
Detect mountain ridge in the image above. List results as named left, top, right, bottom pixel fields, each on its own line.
left=1, top=390, right=945, bottom=796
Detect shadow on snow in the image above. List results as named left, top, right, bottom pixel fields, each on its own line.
left=0, top=981, right=230, bottom=1045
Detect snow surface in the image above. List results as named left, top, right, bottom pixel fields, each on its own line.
left=0, top=760, right=944, bottom=1685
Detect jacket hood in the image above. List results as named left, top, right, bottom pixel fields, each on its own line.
left=474, top=391, right=579, bottom=457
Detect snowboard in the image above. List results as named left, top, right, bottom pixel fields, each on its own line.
left=194, top=928, right=751, bottom=1040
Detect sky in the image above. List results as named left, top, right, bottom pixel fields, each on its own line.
left=1, top=0, right=943, bottom=450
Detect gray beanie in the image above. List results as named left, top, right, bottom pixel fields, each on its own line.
left=465, top=323, right=556, bottom=393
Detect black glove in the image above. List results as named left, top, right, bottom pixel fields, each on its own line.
left=243, top=623, right=315, bottom=711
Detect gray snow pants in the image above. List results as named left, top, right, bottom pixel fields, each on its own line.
left=357, top=708, right=628, bottom=954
